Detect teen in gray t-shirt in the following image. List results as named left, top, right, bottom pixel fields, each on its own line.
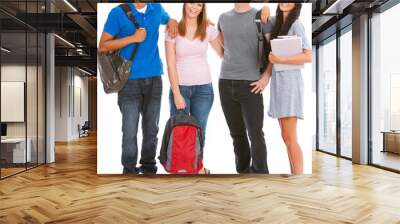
left=217, top=5, right=272, bottom=174
left=218, top=8, right=273, bottom=81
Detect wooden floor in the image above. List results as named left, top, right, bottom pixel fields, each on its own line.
left=1, top=167, right=26, bottom=178
left=1, top=135, right=400, bottom=224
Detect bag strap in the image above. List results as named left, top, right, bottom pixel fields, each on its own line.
left=119, top=3, right=141, bottom=61
left=177, top=109, right=188, bottom=116
left=255, top=10, right=264, bottom=72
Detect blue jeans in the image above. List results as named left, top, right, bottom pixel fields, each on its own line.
left=118, top=77, right=162, bottom=174
left=169, top=83, right=214, bottom=148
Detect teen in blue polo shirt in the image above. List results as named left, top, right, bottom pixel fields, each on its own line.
left=99, top=3, right=178, bottom=174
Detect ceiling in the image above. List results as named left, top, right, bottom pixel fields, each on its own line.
left=1, top=0, right=397, bottom=73
left=0, top=0, right=97, bottom=74
left=309, top=0, right=391, bottom=44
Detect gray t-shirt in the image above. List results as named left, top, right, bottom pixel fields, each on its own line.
left=218, top=8, right=273, bottom=81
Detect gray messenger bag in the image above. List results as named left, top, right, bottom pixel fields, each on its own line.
left=97, top=4, right=140, bottom=94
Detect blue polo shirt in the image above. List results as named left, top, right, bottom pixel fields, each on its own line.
left=103, top=3, right=170, bottom=80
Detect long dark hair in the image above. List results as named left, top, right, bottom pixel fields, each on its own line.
left=271, top=4, right=302, bottom=39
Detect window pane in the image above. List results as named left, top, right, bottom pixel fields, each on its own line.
left=1, top=30, right=28, bottom=177
left=371, top=4, right=400, bottom=171
left=0, top=0, right=46, bottom=178
left=38, top=32, right=45, bottom=165
left=27, top=31, right=38, bottom=169
left=318, top=38, right=337, bottom=154
left=340, top=29, right=352, bottom=158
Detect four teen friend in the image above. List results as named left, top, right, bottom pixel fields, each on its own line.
left=99, top=3, right=311, bottom=175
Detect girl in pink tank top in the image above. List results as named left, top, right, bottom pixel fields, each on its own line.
left=165, top=3, right=223, bottom=174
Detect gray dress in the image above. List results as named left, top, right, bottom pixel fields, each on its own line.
left=267, top=19, right=311, bottom=119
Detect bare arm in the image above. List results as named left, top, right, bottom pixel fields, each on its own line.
left=165, top=41, right=180, bottom=96
left=250, top=61, right=272, bottom=94
left=98, top=29, right=146, bottom=52
left=269, top=49, right=312, bottom=65
left=165, top=41, right=186, bottom=109
left=264, top=63, right=272, bottom=79
left=260, top=5, right=270, bottom=24
left=165, top=19, right=178, bottom=38
left=210, top=33, right=224, bottom=58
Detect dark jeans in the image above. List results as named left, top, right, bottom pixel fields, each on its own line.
left=219, top=79, right=269, bottom=174
left=118, top=77, right=162, bottom=173
left=169, top=83, right=214, bottom=148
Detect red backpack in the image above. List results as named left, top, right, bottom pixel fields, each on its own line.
left=159, top=113, right=203, bottom=174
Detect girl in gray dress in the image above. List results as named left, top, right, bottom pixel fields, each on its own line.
left=267, top=3, right=311, bottom=174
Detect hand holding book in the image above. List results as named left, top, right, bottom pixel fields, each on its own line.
left=270, top=36, right=304, bottom=71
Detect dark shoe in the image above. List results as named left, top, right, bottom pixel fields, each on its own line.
left=199, top=168, right=211, bottom=175
left=123, top=167, right=139, bottom=175
left=280, top=174, right=292, bottom=178
left=138, top=165, right=157, bottom=175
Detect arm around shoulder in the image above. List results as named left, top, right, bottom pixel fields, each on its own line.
left=208, top=26, right=223, bottom=58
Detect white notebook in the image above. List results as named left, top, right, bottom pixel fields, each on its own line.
left=270, top=36, right=304, bottom=71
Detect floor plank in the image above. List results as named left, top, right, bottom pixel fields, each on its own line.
left=0, top=135, right=400, bottom=223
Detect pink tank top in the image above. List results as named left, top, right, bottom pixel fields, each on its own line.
left=165, top=25, right=219, bottom=86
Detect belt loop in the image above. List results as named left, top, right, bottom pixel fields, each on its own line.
left=231, top=80, right=234, bottom=96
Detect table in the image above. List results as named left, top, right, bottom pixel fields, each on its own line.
left=1, top=138, right=31, bottom=163
left=381, top=131, right=400, bottom=154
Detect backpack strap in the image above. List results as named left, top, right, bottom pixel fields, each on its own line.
left=255, top=10, right=264, bottom=73
left=119, top=3, right=141, bottom=61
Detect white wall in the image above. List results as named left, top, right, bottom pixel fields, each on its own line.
left=1, top=65, right=36, bottom=138
left=55, top=67, right=68, bottom=141
left=72, top=73, right=89, bottom=138
left=1, top=64, right=46, bottom=163
left=55, top=67, right=89, bottom=141
left=1, top=65, right=26, bottom=140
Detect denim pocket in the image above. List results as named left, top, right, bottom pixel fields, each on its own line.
left=118, top=80, right=141, bottom=105
left=197, top=83, right=214, bottom=96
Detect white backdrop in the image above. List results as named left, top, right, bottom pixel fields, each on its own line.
left=97, top=3, right=314, bottom=174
